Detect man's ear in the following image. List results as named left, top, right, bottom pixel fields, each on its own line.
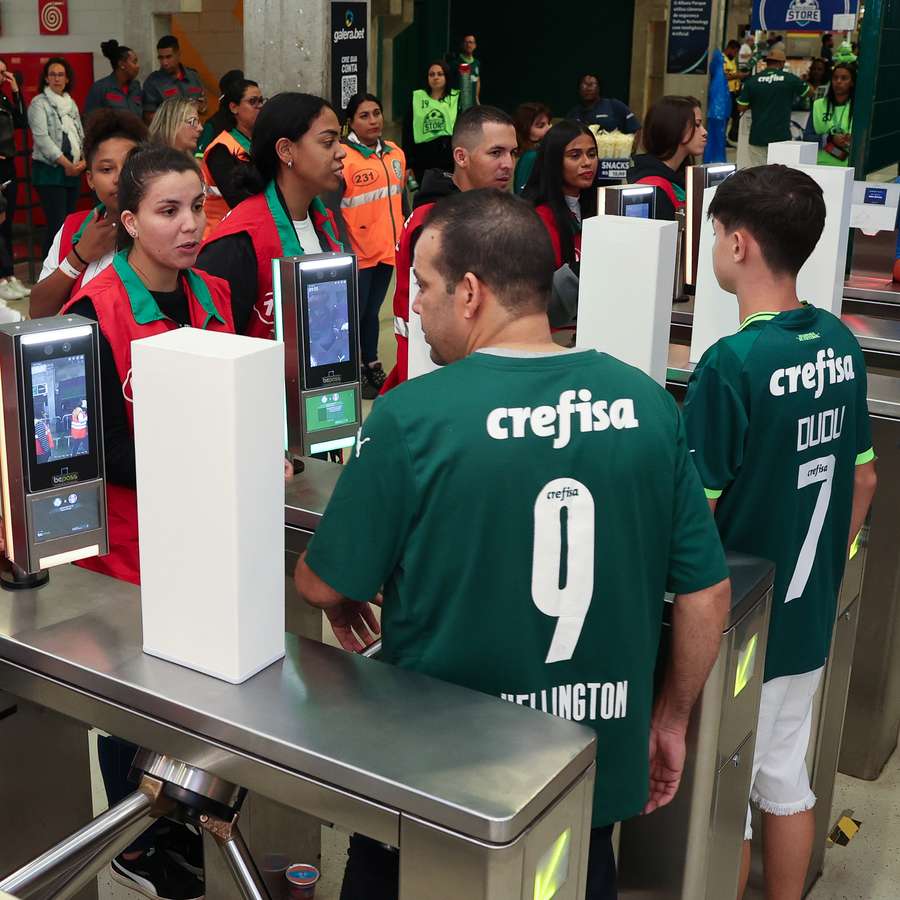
left=460, top=271, right=482, bottom=320
left=452, top=144, right=468, bottom=169
left=732, top=228, right=749, bottom=264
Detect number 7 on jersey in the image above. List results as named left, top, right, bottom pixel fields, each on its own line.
left=531, top=478, right=595, bottom=664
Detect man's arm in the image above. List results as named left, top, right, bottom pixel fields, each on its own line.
left=848, top=460, right=876, bottom=553
left=294, top=551, right=381, bottom=652
left=645, top=576, right=730, bottom=813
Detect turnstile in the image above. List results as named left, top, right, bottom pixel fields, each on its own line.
left=617, top=555, right=774, bottom=900
left=0, top=564, right=597, bottom=900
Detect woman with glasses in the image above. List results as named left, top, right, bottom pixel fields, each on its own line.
left=148, top=96, right=204, bottom=157
left=27, top=57, right=85, bottom=256
left=199, top=78, right=263, bottom=237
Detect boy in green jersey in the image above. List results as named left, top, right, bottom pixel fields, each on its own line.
left=296, top=189, right=730, bottom=900
left=683, top=165, right=878, bottom=900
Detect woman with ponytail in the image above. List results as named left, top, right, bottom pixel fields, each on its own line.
left=84, top=39, right=143, bottom=117
left=196, top=92, right=345, bottom=339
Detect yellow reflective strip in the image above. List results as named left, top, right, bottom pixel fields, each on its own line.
left=855, top=447, right=875, bottom=465
left=704, top=487, right=723, bottom=500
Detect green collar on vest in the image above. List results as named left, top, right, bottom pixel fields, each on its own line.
left=73, top=203, right=107, bottom=245
left=345, top=137, right=395, bottom=159
left=672, top=184, right=686, bottom=203
left=264, top=180, right=342, bottom=256
left=229, top=128, right=252, bottom=153
left=112, top=250, right=225, bottom=328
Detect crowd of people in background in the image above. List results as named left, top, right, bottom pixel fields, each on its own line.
left=0, top=25, right=875, bottom=374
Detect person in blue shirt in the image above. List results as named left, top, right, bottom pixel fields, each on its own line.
left=566, top=72, right=641, bottom=136
left=84, top=40, right=142, bottom=118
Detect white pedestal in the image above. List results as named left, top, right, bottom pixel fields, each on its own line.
left=576, top=215, right=678, bottom=385
left=691, top=164, right=854, bottom=363
left=407, top=269, right=440, bottom=379
left=767, top=141, right=818, bottom=165
left=133, top=328, right=285, bottom=684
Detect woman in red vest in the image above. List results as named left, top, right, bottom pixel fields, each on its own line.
left=196, top=92, right=345, bottom=340
left=199, top=77, right=262, bottom=237
left=30, top=109, right=147, bottom=318
left=61, top=144, right=255, bottom=588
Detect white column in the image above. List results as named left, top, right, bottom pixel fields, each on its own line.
left=134, top=328, right=285, bottom=684
left=577, top=215, right=679, bottom=386
left=767, top=141, right=819, bottom=165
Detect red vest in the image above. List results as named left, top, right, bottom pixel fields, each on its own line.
left=203, top=192, right=343, bottom=340
left=58, top=208, right=95, bottom=293
left=61, top=265, right=235, bottom=585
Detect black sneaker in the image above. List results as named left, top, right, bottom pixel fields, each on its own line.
left=157, top=822, right=204, bottom=877
left=362, top=362, right=387, bottom=399
left=110, top=847, right=204, bottom=899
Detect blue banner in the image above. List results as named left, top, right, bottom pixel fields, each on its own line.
left=666, top=0, right=713, bottom=75
left=752, top=0, right=858, bottom=32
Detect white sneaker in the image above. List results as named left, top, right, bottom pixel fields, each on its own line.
left=0, top=282, right=20, bottom=302
left=9, top=277, right=30, bottom=298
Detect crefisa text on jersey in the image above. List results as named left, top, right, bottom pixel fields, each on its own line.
left=769, top=347, right=856, bottom=400
left=501, top=681, right=629, bottom=723
left=485, top=389, right=640, bottom=450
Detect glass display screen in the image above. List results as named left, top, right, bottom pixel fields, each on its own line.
left=708, top=167, right=735, bottom=186
left=305, top=389, right=358, bottom=433
left=625, top=201, right=650, bottom=218
left=32, top=489, right=101, bottom=543
left=306, top=280, right=351, bottom=368
left=30, top=355, right=90, bottom=464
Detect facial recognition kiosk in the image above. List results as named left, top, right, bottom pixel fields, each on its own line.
left=0, top=316, right=107, bottom=587
left=273, top=253, right=363, bottom=457
left=598, top=184, right=657, bottom=219
left=684, top=163, right=735, bottom=290
left=843, top=181, right=900, bottom=307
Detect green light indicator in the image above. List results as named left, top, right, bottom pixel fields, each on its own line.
left=734, top=632, right=758, bottom=698
left=533, top=828, right=571, bottom=900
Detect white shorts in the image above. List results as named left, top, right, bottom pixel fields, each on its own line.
left=744, top=666, right=824, bottom=840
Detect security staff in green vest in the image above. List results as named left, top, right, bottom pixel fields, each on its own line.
left=295, top=189, right=731, bottom=900
left=402, top=59, right=460, bottom=185
left=803, top=62, right=854, bottom=167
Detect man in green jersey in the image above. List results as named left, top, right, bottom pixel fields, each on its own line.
left=737, top=48, right=809, bottom=167
left=683, top=165, right=878, bottom=900
left=449, top=33, right=481, bottom=111
left=296, top=189, right=730, bottom=900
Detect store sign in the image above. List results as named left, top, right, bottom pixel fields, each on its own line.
left=600, top=158, right=632, bottom=180
left=38, top=0, right=69, bottom=35
left=752, top=0, right=858, bottom=31
left=666, top=0, right=713, bottom=75
left=330, top=2, right=367, bottom=115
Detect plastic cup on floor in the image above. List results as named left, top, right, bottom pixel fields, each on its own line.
left=285, top=863, right=320, bottom=897
left=260, top=853, right=290, bottom=900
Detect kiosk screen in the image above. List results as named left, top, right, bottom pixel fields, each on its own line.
left=32, top=489, right=101, bottom=543
left=306, top=280, right=351, bottom=368
left=708, top=166, right=734, bottom=187
left=305, top=389, right=358, bottom=433
left=30, top=355, right=90, bottom=464
left=625, top=201, right=651, bottom=218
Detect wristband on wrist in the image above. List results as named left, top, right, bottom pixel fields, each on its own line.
left=71, top=244, right=88, bottom=267
left=59, top=256, right=83, bottom=280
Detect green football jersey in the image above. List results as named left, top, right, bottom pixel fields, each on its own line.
left=306, top=349, right=729, bottom=827
left=683, top=306, right=874, bottom=683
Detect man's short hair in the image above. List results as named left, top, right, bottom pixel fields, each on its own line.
left=451, top=105, right=515, bottom=150
left=157, top=35, right=179, bottom=52
left=423, top=189, right=555, bottom=313
left=708, top=165, right=825, bottom=277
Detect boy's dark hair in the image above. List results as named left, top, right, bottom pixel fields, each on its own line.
left=117, top=144, right=201, bottom=248
left=83, top=109, right=148, bottom=167
left=451, top=104, right=514, bottom=150
left=522, top=119, right=598, bottom=267
left=157, top=35, right=180, bottom=52
left=708, top=165, right=826, bottom=277
left=423, top=189, right=555, bottom=313
left=641, top=95, right=702, bottom=163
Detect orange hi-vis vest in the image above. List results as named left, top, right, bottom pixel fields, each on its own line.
left=71, top=409, right=88, bottom=440
left=201, top=129, right=251, bottom=239
left=340, top=138, right=406, bottom=268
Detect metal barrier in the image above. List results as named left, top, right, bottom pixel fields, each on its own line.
left=0, top=564, right=596, bottom=900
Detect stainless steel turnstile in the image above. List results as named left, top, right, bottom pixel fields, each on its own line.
left=0, top=564, right=597, bottom=900
left=617, top=555, right=774, bottom=900
left=838, top=378, right=900, bottom=779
